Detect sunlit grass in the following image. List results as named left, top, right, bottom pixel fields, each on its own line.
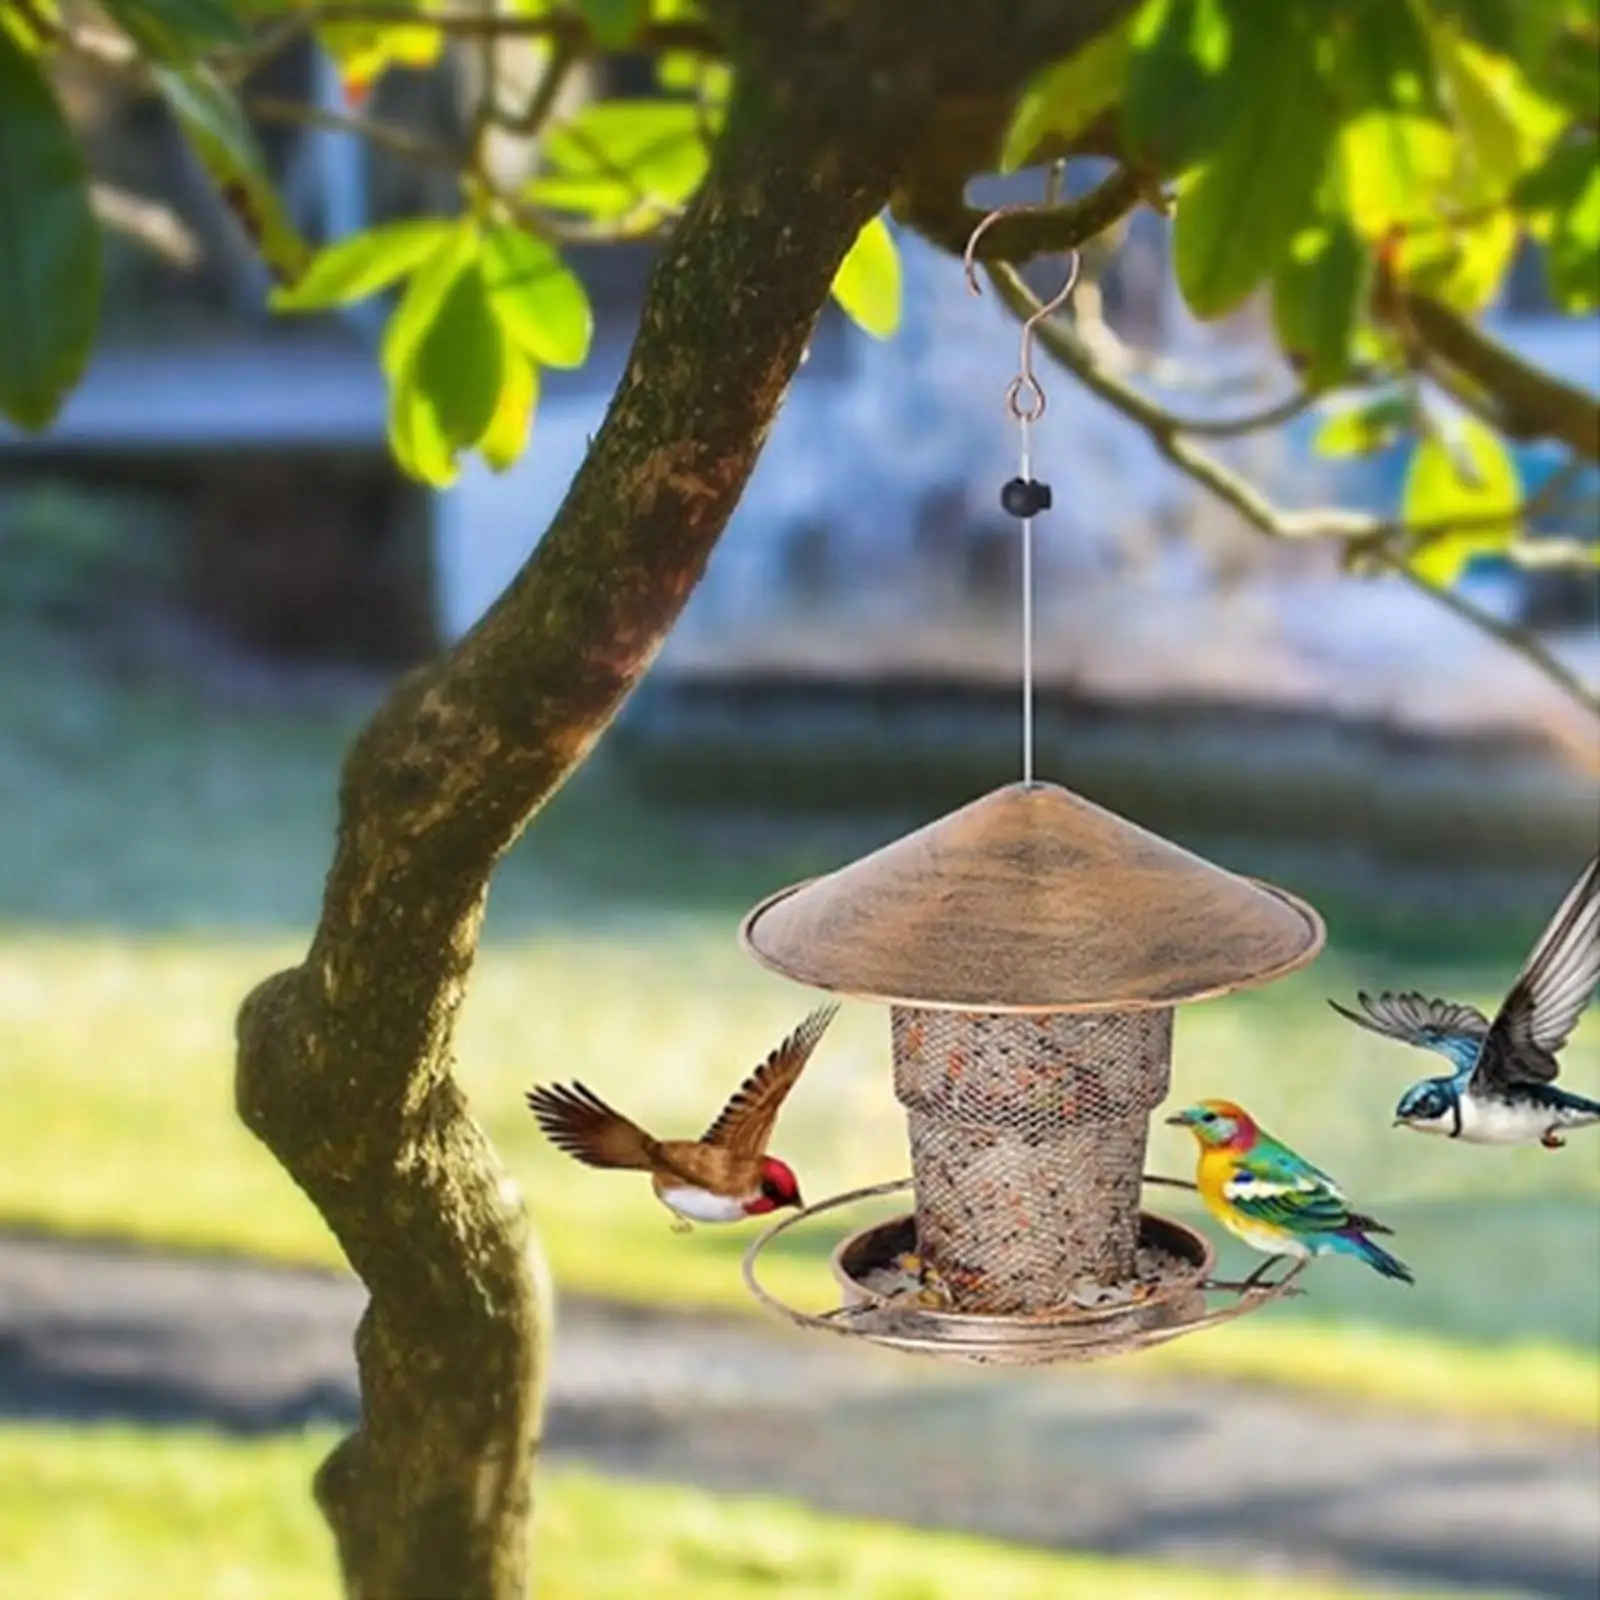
left=1, top=922, right=1596, bottom=1424
left=0, top=1424, right=1456, bottom=1600
left=0, top=636, right=1597, bottom=1423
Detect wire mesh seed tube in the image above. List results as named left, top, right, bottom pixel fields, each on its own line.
left=739, top=780, right=1327, bottom=1360
left=892, top=1008, right=1172, bottom=1313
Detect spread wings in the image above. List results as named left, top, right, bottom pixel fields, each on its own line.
left=1474, top=854, right=1600, bottom=1092
left=526, top=1083, right=663, bottom=1171
left=701, top=1003, right=839, bottom=1155
left=1327, top=991, right=1489, bottom=1075
left=1223, top=1142, right=1377, bottom=1238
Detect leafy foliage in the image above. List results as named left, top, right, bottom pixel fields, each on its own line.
left=528, top=100, right=713, bottom=223
left=829, top=215, right=902, bottom=340
left=0, top=30, right=100, bottom=431
left=154, top=65, right=310, bottom=284
left=1, top=0, right=1592, bottom=567
left=99, top=0, right=244, bottom=61
left=1001, top=19, right=1134, bottom=172
left=1402, top=415, right=1524, bottom=581
left=1314, top=393, right=1414, bottom=458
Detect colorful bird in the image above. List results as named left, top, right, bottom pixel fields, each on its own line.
left=526, top=1004, right=838, bottom=1231
left=1166, top=1099, right=1413, bottom=1286
left=1330, top=854, right=1600, bottom=1149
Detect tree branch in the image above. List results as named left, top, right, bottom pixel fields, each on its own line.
left=896, top=163, right=1151, bottom=260
left=291, top=3, right=724, bottom=53
left=1403, top=292, right=1600, bottom=461
left=90, top=183, right=201, bottom=268
left=991, top=265, right=1599, bottom=720
left=233, top=71, right=898, bottom=1600
left=246, top=94, right=463, bottom=171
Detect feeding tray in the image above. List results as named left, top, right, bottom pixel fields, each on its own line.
left=738, top=782, right=1325, bottom=1363
left=743, top=1177, right=1306, bottom=1367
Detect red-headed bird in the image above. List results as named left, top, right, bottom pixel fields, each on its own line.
left=1167, top=1098, right=1413, bottom=1286
left=526, top=1005, right=838, bottom=1230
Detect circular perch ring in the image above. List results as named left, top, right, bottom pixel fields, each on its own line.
left=741, top=1177, right=1309, bottom=1367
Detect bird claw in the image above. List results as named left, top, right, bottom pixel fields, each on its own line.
left=1541, top=1132, right=1566, bottom=1150
left=669, top=1216, right=693, bottom=1234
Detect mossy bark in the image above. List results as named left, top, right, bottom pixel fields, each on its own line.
left=231, top=4, right=1139, bottom=1596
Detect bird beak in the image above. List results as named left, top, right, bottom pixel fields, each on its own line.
left=1163, top=1113, right=1187, bottom=1127
left=790, top=1191, right=804, bottom=1210
left=1392, top=1117, right=1407, bottom=1128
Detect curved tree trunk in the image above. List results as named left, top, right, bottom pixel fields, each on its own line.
left=233, top=84, right=894, bottom=1600
left=231, top=4, right=1138, bottom=1596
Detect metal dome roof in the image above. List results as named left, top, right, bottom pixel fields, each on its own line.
left=741, top=781, right=1324, bottom=1011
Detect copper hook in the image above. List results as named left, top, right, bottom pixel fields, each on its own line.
left=962, top=204, right=1081, bottom=423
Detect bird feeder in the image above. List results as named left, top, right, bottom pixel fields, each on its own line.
left=739, top=780, right=1325, bottom=1365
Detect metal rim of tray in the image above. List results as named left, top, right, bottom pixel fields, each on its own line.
left=741, top=1176, right=1309, bottom=1366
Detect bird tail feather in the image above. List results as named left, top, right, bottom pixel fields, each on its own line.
left=1342, top=1229, right=1414, bottom=1285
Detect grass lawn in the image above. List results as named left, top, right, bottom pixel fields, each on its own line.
left=0, top=1424, right=1458, bottom=1600
left=0, top=637, right=1597, bottom=1423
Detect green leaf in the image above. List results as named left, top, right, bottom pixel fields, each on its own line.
left=1413, top=32, right=1562, bottom=310
left=1432, top=0, right=1520, bottom=53
left=0, top=0, right=55, bottom=52
left=1000, top=19, right=1133, bottom=173
left=1513, top=135, right=1597, bottom=213
left=1549, top=161, right=1600, bottom=311
left=1513, top=137, right=1600, bottom=305
left=1336, top=0, right=1444, bottom=117
left=414, top=265, right=505, bottom=451
left=480, top=345, right=540, bottom=472
left=1271, top=214, right=1369, bottom=392
left=0, top=32, right=101, bottom=431
left=1332, top=2, right=1453, bottom=240
left=270, top=219, right=454, bottom=312
left=529, top=101, right=711, bottom=221
left=1172, top=19, right=1335, bottom=317
left=388, top=363, right=456, bottom=489
left=1401, top=417, right=1523, bottom=583
left=316, top=18, right=444, bottom=103
left=830, top=215, right=901, bottom=339
left=1314, top=393, right=1413, bottom=457
left=1437, top=31, right=1563, bottom=191
left=1529, top=34, right=1600, bottom=123
left=579, top=0, right=648, bottom=48
left=100, top=0, right=244, bottom=60
left=657, top=51, right=732, bottom=104
left=381, top=223, right=479, bottom=381
left=153, top=66, right=310, bottom=283
left=1122, top=0, right=1236, bottom=172
left=481, top=227, right=592, bottom=369
left=1338, top=111, right=1456, bottom=239
left=387, top=263, right=507, bottom=488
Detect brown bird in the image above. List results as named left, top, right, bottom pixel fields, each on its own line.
left=526, top=1004, right=838, bottom=1231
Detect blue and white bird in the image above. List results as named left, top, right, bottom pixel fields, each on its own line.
left=1330, top=854, right=1600, bottom=1148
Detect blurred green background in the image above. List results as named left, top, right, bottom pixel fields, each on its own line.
left=0, top=496, right=1594, bottom=1599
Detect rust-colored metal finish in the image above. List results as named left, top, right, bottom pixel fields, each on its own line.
left=892, top=1007, right=1171, bottom=1313
left=741, top=1178, right=1305, bottom=1367
left=741, top=782, right=1324, bottom=1012
left=737, top=780, right=1325, bottom=1358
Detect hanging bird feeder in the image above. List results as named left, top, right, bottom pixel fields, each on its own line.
left=738, top=780, right=1324, bottom=1364
left=738, top=203, right=1326, bottom=1365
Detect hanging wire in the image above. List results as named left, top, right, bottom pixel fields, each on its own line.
left=963, top=210, right=1080, bottom=788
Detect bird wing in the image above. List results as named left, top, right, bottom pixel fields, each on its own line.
left=1473, top=854, right=1600, bottom=1092
left=526, top=1082, right=671, bottom=1173
left=701, top=1003, right=839, bottom=1155
left=1327, top=991, right=1489, bottom=1074
left=1223, top=1141, right=1354, bottom=1237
